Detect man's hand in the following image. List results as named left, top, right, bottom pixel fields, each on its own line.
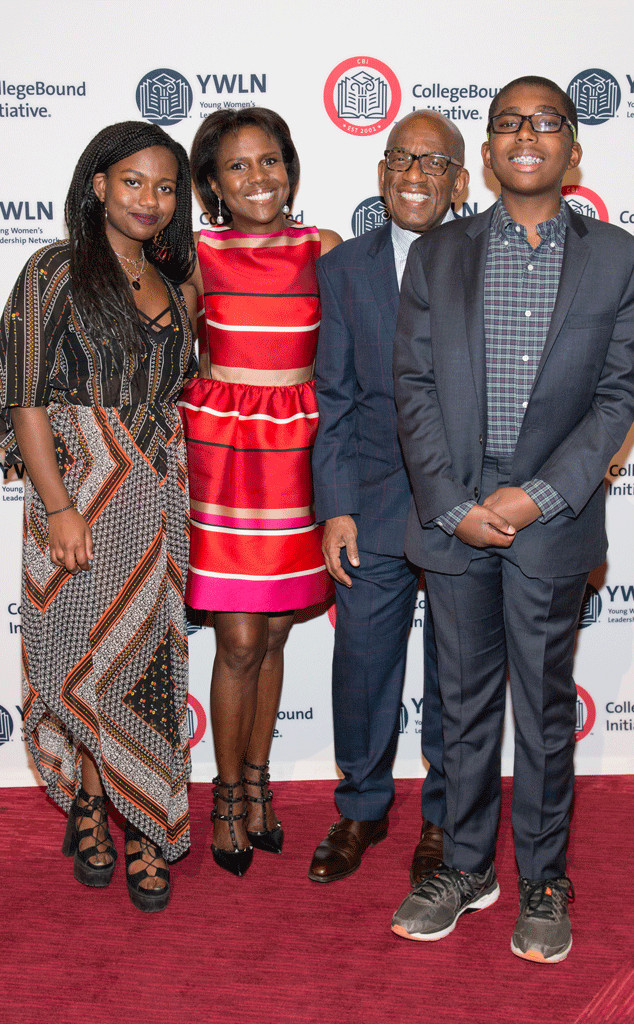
left=482, top=487, right=541, bottom=531
left=322, top=515, right=359, bottom=587
left=453, top=505, right=516, bottom=549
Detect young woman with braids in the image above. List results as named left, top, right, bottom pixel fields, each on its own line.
left=0, top=121, right=197, bottom=912
left=179, top=108, right=341, bottom=876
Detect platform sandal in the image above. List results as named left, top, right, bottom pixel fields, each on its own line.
left=243, top=759, right=284, bottom=854
left=62, top=787, right=117, bottom=887
left=124, top=823, right=170, bottom=913
left=211, top=777, right=253, bottom=876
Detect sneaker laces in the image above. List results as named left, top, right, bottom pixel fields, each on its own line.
left=522, top=877, right=575, bottom=920
left=412, top=865, right=482, bottom=904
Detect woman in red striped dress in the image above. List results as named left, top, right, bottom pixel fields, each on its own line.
left=179, top=109, right=341, bottom=874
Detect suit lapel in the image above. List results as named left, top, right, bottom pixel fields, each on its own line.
left=531, top=210, right=590, bottom=389
left=461, top=215, right=491, bottom=427
left=367, top=223, right=399, bottom=325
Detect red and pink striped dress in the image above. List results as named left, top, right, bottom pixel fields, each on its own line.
left=179, top=224, right=333, bottom=612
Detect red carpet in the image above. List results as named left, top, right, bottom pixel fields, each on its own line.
left=1, top=776, right=633, bottom=1024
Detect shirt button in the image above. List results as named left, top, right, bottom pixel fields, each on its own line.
left=503, top=240, right=509, bottom=247
left=527, top=264, right=534, bottom=271
left=522, top=354, right=529, bottom=362
left=515, top=225, right=521, bottom=233
left=522, top=401, right=528, bottom=409
left=550, top=242, right=556, bottom=248
left=525, top=310, right=532, bottom=317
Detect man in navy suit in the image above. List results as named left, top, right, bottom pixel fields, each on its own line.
left=392, top=77, right=634, bottom=962
left=309, top=111, right=469, bottom=884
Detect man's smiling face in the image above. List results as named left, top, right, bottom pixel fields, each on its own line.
left=378, top=111, right=468, bottom=234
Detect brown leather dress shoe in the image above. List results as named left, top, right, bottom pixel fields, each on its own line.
left=308, top=816, right=389, bottom=882
left=410, top=819, right=444, bottom=886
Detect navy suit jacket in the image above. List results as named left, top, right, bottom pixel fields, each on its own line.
left=313, top=223, right=411, bottom=557
left=394, top=203, right=634, bottom=578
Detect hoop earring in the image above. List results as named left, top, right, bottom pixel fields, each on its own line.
left=216, top=197, right=224, bottom=225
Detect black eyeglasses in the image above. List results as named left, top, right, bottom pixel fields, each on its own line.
left=383, top=149, right=463, bottom=176
left=487, top=112, right=577, bottom=142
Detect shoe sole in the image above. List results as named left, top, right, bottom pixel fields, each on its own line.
left=63, top=815, right=116, bottom=887
left=510, top=936, right=572, bottom=964
left=391, top=882, right=500, bottom=941
left=73, top=858, right=115, bottom=888
left=126, top=880, right=170, bottom=913
left=307, top=828, right=388, bottom=883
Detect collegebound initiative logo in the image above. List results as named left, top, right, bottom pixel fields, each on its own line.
left=351, top=195, right=389, bottom=237
left=136, top=68, right=193, bottom=125
left=324, top=57, right=401, bottom=136
left=575, top=685, right=596, bottom=741
left=567, top=69, right=621, bottom=125
left=562, top=185, right=609, bottom=222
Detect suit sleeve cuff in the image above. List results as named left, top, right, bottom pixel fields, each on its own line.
left=522, top=479, right=569, bottom=523
left=434, top=500, right=477, bottom=535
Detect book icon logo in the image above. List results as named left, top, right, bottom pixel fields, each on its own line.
left=324, top=57, right=401, bottom=137
left=0, top=705, right=14, bottom=746
left=577, top=583, right=602, bottom=629
left=568, top=69, right=621, bottom=126
left=136, top=68, right=193, bottom=126
left=562, top=185, right=610, bottom=223
left=337, top=71, right=388, bottom=121
left=352, top=196, right=389, bottom=237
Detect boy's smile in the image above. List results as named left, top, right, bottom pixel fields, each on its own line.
left=481, top=84, right=581, bottom=204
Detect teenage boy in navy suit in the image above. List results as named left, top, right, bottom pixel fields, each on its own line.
left=392, top=77, right=634, bottom=962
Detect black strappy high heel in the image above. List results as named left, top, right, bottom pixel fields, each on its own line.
left=124, top=823, right=170, bottom=913
left=243, top=759, right=284, bottom=854
left=62, top=787, right=117, bottom=887
left=210, top=777, right=253, bottom=876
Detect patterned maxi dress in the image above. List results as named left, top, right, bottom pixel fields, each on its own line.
left=0, top=242, right=193, bottom=861
left=179, top=224, right=333, bottom=613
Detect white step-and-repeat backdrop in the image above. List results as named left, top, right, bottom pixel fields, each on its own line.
left=1, top=0, right=633, bottom=785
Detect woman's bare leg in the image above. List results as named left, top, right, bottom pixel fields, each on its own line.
left=243, top=612, right=294, bottom=832
left=210, top=611, right=269, bottom=850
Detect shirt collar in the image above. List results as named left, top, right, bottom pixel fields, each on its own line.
left=492, top=195, right=567, bottom=245
left=391, top=206, right=455, bottom=256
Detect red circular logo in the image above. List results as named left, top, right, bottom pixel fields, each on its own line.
left=575, top=684, right=596, bottom=741
left=187, top=694, right=207, bottom=747
left=562, top=185, right=609, bottom=222
left=324, top=57, right=401, bottom=136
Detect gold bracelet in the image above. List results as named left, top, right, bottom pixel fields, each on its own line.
left=47, top=502, right=74, bottom=516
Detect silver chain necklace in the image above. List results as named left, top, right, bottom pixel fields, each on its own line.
left=114, top=250, right=147, bottom=291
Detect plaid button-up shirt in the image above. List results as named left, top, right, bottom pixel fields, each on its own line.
left=437, top=198, right=568, bottom=534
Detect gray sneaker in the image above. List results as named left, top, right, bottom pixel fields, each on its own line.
left=510, top=876, right=574, bottom=964
left=391, top=863, right=500, bottom=941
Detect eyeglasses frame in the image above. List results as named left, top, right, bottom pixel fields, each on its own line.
left=383, top=149, right=464, bottom=177
left=486, top=112, right=577, bottom=143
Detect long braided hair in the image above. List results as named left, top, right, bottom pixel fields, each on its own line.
left=65, top=121, right=195, bottom=354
